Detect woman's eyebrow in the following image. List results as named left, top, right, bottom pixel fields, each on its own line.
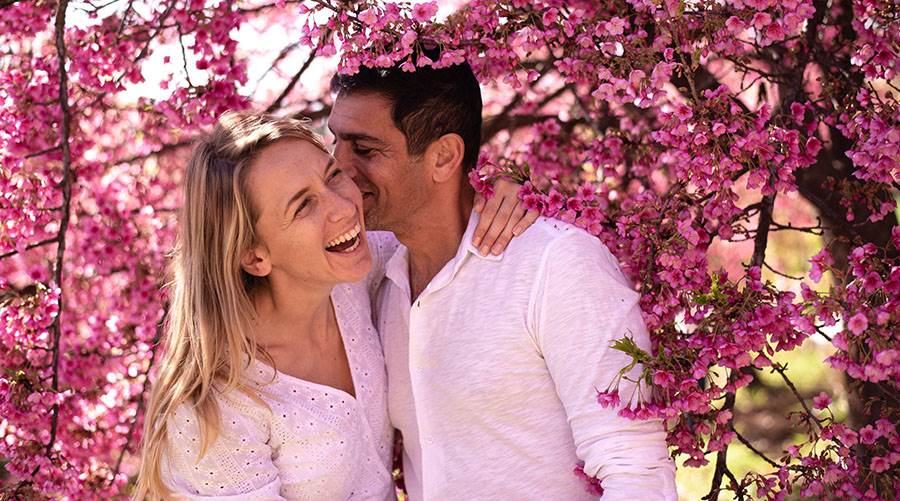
left=283, top=157, right=335, bottom=216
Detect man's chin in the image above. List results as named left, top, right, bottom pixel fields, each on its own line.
left=362, top=211, right=381, bottom=231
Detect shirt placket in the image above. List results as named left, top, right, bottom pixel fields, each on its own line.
left=407, top=260, right=463, bottom=495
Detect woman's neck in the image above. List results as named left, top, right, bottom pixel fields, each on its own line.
left=250, top=282, right=334, bottom=352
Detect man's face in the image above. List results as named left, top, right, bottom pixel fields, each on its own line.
left=328, top=91, right=428, bottom=232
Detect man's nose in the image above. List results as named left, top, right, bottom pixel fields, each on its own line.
left=333, top=149, right=360, bottom=182
left=341, top=161, right=360, bottom=183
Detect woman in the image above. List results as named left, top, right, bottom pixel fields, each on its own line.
left=135, top=112, right=530, bottom=499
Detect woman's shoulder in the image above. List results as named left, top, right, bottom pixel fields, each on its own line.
left=168, top=388, right=271, bottom=442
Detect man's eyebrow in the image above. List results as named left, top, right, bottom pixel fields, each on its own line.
left=333, top=131, right=386, bottom=145
left=283, top=157, right=335, bottom=216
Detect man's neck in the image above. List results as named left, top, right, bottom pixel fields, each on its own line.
left=395, top=186, right=474, bottom=301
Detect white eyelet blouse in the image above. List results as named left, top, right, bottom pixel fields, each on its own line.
left=161, top=233, right=399, bottom=500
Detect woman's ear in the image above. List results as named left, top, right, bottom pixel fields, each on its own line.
left=240, top=243, right=271, bottom=277
left=426, top=133, right=465, bottom=184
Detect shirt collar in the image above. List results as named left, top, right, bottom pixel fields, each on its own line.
left=460, top=208, right=505, bottom=263
left=383, top=242, right=410, bottom=296
left=380, top=209, right=504, bottom=298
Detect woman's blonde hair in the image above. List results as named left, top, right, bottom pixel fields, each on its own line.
left=135, top=111, right=328, bottom=499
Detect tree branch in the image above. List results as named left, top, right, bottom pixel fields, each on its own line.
left=43, top=0, right=74, bottom=460
left=0, top=236, right=58, bottom=260
left=750, top=194, right=776, bottom=268
left=265, top=29, right=331, bottom=113
left=772, top=363, right=823, bottom=431
left=706, top=390, right=736, bottom=501
left=25, top=144, right=62, bottom=159
left=733, top=428, right=779, bottom=468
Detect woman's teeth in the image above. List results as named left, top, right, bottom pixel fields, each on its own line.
left=326, top=223, right=362, bottom=253
left=326, top=223, right=361, bottom=249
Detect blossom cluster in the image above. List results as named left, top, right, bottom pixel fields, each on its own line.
left=297, top=0, right=899, bottom=497
left=0, top=0, right=897, bottom=499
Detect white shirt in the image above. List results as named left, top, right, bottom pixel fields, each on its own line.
left=373, top=213, right=676, bottom=500
left=161, top=279, right=396, bottom=500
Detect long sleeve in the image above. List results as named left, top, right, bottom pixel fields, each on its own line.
left=162, top=397, right=285, bottom=500
left=531, top=231, right=676, bottom=500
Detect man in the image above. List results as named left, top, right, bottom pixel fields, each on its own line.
left=328, top=57, right=676, bottom=500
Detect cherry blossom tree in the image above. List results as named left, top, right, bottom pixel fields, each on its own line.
left=0, top=0, right=897, bottom=499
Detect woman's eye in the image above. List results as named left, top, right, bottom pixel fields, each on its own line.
left=294, top=199, right=311, bottom=217
left=328, top=168, right=343, bottom=181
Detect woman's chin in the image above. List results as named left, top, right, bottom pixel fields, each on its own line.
left=323, top=238, right=372, bottom=284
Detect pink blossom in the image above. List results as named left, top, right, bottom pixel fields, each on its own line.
left=358, top=8, right=379, bottom=25
left=870, top=456, right=889, bottom=473
left=411, top=1, right=438, bottom=22
left=725, top=16, right=744, bottom=34
left=859, top=425, right=880, bottom=445
left=846, top=312, right=869, bottom=335
left=596, top=390, right=620, bottom=408
left=813, top=392, right=831, bottom=410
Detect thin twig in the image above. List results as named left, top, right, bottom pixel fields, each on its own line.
left=177, top=24, right=195, bottom=88
left=0, top=236, right=59, bottom=260
left=114, top=138, right=195, bottom=166
left=762, top=261, right=805, bottom=281
left=265, top=28, right=331, bottom=113
left=772, top=363, right=823, bottom=431
left=733, top=429, right=779, bottom=468
left=109, top=306, right=167, bottom=484
left=24, top=144, right=62, bottom=159
left=770, top=219, right=826, bottom=235
left=239, top=0, right=305, bottom=14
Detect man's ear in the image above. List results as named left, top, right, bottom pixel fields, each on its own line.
left=425, top=133, right=465, bottom=184
left=240, top=242, right=271, bottom=278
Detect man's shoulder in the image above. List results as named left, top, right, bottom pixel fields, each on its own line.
left=510, top=217, right=606, bottom=256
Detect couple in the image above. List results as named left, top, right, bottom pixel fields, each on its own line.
left=136, top=58, right=676, bottom=500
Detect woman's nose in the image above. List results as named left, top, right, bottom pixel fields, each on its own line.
left=327, top=189, right=357, bottom=222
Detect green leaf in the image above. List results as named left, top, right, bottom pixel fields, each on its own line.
left=610, top=334, right=650, bottom=363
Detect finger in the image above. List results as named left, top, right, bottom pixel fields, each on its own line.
left=479, top=197, right=516, bottom=255
left=490, top=204, right=526, bottom=255
left=473, top=194, right=502, bottom=247
left=474, top=192, right=486, bottom=213
left=512, top=209, right=540, bottom=236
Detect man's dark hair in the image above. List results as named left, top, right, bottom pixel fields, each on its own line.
left=330, top=52, right=483, bottom=171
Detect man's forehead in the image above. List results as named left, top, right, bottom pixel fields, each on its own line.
left=329, top=92, right=400, bottom=139
left=331, top=92, right=391, bottom=123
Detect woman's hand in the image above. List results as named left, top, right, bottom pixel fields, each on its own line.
left=472, top=178, right=540, bottom=256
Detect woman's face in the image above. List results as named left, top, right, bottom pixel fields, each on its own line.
left=242, top=138, right=371, bottom=289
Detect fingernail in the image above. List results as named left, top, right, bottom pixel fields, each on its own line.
left=480, top=245, right=489, bottom=255
left=491, top=244, right=502, bottom=254
left=473, top=236, right=481, bottom=246
left=512, top=227, right=521, bottom=236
